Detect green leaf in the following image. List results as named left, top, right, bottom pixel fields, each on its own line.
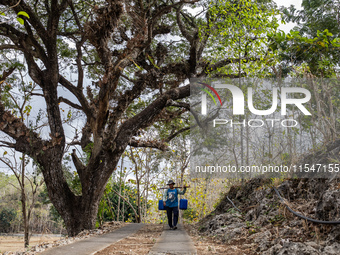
left=67, top=110, right=72, bottom=120
left=147, top=55, right=160, bottom=69
left=17, top=17, right=24, bottom=25
left=128, top=179, right=136, bottom=185
left=0, top=12, right=5, bottom=16
left=17, top=11, right=30, bottom=19
left=131, top=59, right=142, bottom=70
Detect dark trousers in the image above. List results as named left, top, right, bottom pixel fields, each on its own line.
left=166, top=206, right=179, bottom=228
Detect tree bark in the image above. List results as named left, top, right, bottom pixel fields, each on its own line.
left=21, top=155, right=29, bottom=248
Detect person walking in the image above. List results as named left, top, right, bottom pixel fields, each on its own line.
left=163, top=180, right=187, bottom=230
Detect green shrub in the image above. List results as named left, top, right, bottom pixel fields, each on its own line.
left=182, top=208, right=199, bottom=220
left=0, top=208, right=16, bottom=233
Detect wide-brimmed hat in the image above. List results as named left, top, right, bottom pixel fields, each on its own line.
left=167, top=180, right=175, bottom=185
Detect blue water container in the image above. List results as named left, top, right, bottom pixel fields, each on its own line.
left=179, top=199, right=188, bottom=210
left=158, top=200, right=166, bottom=210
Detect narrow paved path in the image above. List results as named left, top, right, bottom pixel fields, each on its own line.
left=148, top=224, right=197, bottom=255
left=38, top=223, right=144, bottom=255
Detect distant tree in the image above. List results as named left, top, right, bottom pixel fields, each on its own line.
left=265, top=0, right=340, bottom=144
left=0, top=151, right=43, bottom=247
left=0, top=207, right=16, bottom=233
left=284, top=0, right=340, bottom=37
left=277, top=0, right=340, bottom=76
left=0, top=75, right=43, bottom=247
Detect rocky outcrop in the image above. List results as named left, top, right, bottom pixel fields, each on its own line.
left=197, top=177, right=340, bottom=254
left=197, top=140, right=340, bottom=254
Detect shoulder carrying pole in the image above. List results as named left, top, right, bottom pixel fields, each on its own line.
left=158, top=186, right=190, bottom=189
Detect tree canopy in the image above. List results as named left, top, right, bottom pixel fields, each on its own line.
left=0, top=0, right=282, bottom=235
left=277, top=0, right=340, bottom=76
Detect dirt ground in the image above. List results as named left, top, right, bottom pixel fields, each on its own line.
left=0, top=223, right=255, bottom=255
left=184, top=225, right=255, bottom=255
left=0, top=235, right=61, bottom=253
left=95, top=223, right=254, bottom=255
left=95, top=224, right=163, bottom=255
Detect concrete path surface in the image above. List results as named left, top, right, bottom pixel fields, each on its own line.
left=148, top=224, right=197, bottom=255
left=38, top=223, right=144, bottom=255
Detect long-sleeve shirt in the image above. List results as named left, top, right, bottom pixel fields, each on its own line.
left=163, top=187, right=186, bottom=207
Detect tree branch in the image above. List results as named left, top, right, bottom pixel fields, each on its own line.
left=0, top=140, right=16, bottom=148
left=128, top=138, right=169, bottom=151
left=202, top=57, right=260, bottom=74
left=75, top=39, right=85, bottom=89
left=0, top=44, right=20, bottom=51
left=58, top=75, right=93, bottom=119
left=0, top=104, right=44, bottom=157
left=68, top=0, right=82, bottom=31
left=0, top=66, right=16, bottom=82
left=4, top=0, right=49, bottom=46
left=167, top=100, right=204, bottom=130
left=58, top=96, right=82, bottom=110
left=165, top=127, right=190, bottom=142
left=176, top=5, right=193, bottom=42
left=0, top=0, right=21, bottom=15
left=114, top=84, right=190, bottom=151
left=71, top=149, right=86, bottom=184
left=152, top=0, right=199, bottom=23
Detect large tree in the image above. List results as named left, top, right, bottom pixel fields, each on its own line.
left=0, top=0, right=277, bottom=235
